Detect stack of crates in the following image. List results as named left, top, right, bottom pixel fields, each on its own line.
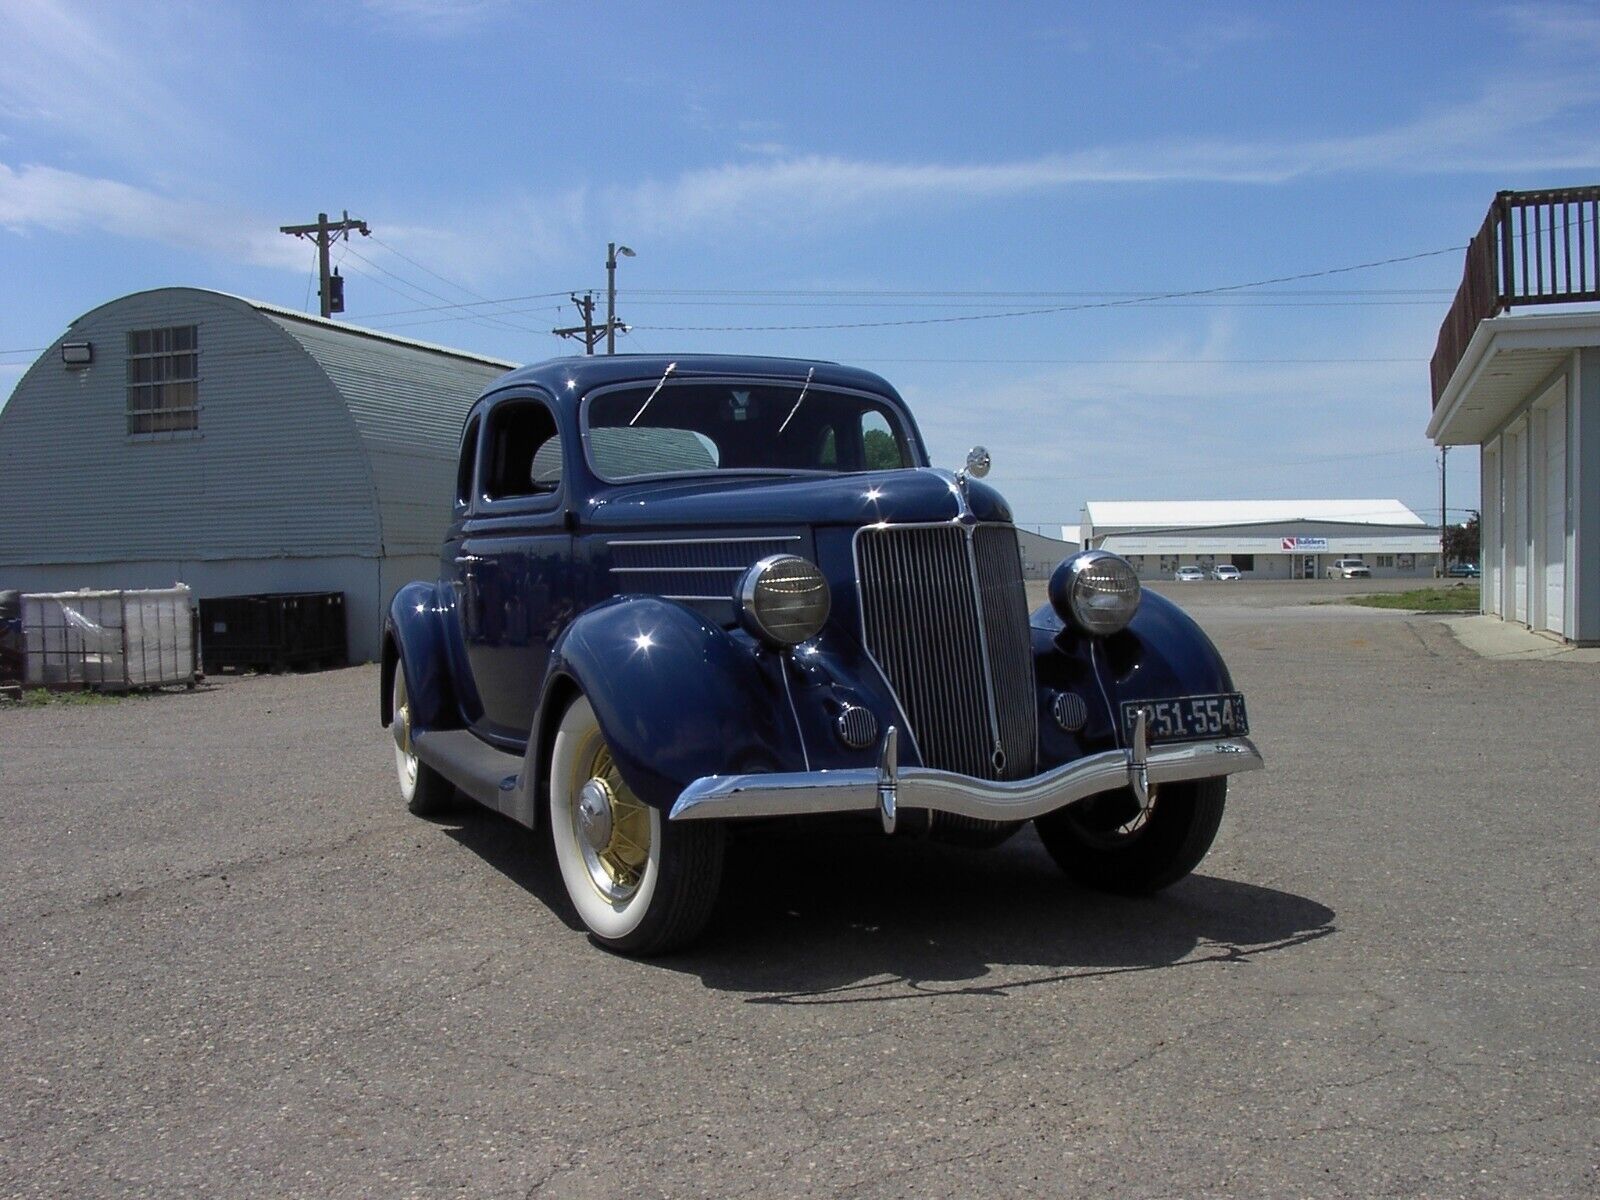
left=198, top=592, right=347, bottom=675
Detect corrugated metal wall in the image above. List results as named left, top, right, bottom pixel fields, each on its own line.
left=0, top=290, right=380, bottom=565
left=266, top=315, right=509, bottom=556
left=0, top=288, right=519, bottom=657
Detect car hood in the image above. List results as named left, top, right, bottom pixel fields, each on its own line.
left=584, top=468, right=1014, bottom=530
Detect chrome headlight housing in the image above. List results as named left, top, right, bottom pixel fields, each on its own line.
left=737, top=555, right=830, bottom=647
left=1050, top=550, right=1141, bottom=637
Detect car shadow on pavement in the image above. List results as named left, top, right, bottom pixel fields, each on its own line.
left=672, top=822, right=1335, bottom=1004
left=445, top=808, right=1335, bottom=1003
left=440, top=808, right=588, bottom=933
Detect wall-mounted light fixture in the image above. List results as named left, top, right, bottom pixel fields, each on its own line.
left=61, top=342, right=93, bottom=367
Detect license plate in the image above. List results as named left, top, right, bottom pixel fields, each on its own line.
left=1121, top=693, right=1248, bottom=742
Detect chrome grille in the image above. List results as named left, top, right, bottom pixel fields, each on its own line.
left=855, top=523, right=1037, bottom=780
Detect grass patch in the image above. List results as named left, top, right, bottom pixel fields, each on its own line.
left=1345, top=585, right=1480, bottom=612
left=8, top=687, right=130, bottom=707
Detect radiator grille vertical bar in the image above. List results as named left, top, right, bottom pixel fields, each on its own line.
left=855, top=523, right=1037, bottom=780
left=973, top=525, right=1039, bottom=776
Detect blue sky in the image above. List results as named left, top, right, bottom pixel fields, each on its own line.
left=4, top=1, right=1599, bottom=532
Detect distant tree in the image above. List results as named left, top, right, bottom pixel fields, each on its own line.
left=1443, top=510, right=1480, bottom=564
left=863, top=429, right=901, bottom=471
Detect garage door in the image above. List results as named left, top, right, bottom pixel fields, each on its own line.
left=1506, top=423, right=1527, bottom=624
left=1541, top=391, right=1567, bottom=635
left=1483, top=442, right=1501, bottom=617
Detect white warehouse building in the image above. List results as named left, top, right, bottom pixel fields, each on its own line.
left=1074, top=500, right=1442, bottom=581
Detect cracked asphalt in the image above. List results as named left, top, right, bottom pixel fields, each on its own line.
left=0, top=588, right=1594, bottom=1198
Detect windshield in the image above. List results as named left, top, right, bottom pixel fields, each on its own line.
left=584, top=380, right=918, bottom=481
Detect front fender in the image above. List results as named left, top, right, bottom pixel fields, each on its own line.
left=537, top=596, right=803, bottom=811
left=1031, top=590, right=1238, bottom=764
left=381, top=580, right=461, bottom=734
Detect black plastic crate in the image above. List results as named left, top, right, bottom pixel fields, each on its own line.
left=0, top=589, right=21, bottom=695
left=199, top=592, right=347, bottom=674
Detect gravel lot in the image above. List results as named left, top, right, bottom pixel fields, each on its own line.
left=0, top=590, right=1593, bottom=1199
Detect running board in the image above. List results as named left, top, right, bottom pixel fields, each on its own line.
left=413, top=728, right=525, bottom=819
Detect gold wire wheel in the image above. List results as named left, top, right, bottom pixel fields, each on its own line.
left=571, top=739, right=653, bottom=902
left=392, top=670, right=418, bottom=793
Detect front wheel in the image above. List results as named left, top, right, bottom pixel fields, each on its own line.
left=1034, top=778, right=1227, bottom=894
left=549, top=696, right=725, bottom=955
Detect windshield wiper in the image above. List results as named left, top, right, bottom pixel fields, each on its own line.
left=628, top=361, right=677, bottom=426
left=776, top=366, right=815, bottom=435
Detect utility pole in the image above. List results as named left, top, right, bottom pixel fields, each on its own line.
left=279, top=210, right=370, bottom=318
left=552, top=292, right=603, bottom=355
left=606, top=242, right=635, bottom=354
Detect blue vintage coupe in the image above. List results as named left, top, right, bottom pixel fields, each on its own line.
left=383, top=355, right=1261, bottom=954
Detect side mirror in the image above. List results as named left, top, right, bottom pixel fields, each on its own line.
left=963, top=446, right=991, bottom=479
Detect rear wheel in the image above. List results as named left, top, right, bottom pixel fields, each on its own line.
left=549, top=696, right=724, bottom=955
left=391, top=665, right=455, bottom=816
left=1034, top=778, right=1226, bottom=894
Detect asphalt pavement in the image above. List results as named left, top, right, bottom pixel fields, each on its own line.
left=0, top=587, right=1593, bottom=1199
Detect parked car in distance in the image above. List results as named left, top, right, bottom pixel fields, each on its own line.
left=1326, top=558, right=1372, bottom=580
left=1446, top=562, right=1481, bottom=578
left=382, top=355, right=1263, bottom=954
left=1211, top=564, right=1242, bottom=582
left=1174, top=566, right=1206, bottom=582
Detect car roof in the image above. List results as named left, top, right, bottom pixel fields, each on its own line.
left=480, top=353, right=902, bottom=412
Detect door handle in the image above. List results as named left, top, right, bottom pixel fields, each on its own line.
left=454, top=554, right=484, bottom=565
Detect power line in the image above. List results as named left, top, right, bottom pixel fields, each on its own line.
left=341, top=245, right=545, bottom=336
left=624, top=287, right=1456, bottom=299
left=354, top=290, right=588, bottom=320
left=850, top=356, right=1426, bottom=364
left=628, top=244, right=1469, bottom=333
left=366, top=234, right=551, bottom=331
left=622, top=298, right=1447, bottom=311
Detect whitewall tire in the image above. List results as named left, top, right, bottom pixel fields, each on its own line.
left=548, top=696, right=724, bottom=955
left=392, top=664, right=455, bottom=816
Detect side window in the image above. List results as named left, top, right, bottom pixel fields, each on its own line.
left=861, top=410, right=905, bottom=470
left=483, top=399, right=561, bottom=501
left=456, top=415, right=481, bottom=507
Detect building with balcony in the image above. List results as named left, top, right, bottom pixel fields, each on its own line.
left=1428, top=188, right=1600, bottom=643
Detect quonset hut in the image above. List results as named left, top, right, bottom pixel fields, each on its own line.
left=0, top=288, right=515, bottom=660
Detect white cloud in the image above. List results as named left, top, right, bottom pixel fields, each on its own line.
left=897, top=315, right=1449, bottom=523
left=361, top=0, right=513, bottom=35
left=604, top=4, right=1600, bottom=238
left=0, top=162, right=307, bottom=271
left=0, top=0, right=200, bottom=164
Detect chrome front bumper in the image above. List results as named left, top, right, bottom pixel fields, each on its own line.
left=669, top=712, right=1262, bottom=833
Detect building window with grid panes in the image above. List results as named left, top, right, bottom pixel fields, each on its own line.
left=126, top=326, right=199, bottom=434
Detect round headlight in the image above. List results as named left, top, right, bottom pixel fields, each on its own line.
left=1049, top=550, right=1141, bottom=636
left=737, top=555, right=830, bottom=647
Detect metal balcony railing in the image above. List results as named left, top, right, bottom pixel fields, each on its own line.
left=1430, top=186, right=1600, bottom=407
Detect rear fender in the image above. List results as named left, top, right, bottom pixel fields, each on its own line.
left=381, top=580, right=461, bottom=734
left=530, top=596, right=802, bottom=812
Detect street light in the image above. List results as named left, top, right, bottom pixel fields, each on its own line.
left=606, top=242, right=635, bottom=355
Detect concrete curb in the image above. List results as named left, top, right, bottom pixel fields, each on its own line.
left=1438, top=614, right=1600, bottom=662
